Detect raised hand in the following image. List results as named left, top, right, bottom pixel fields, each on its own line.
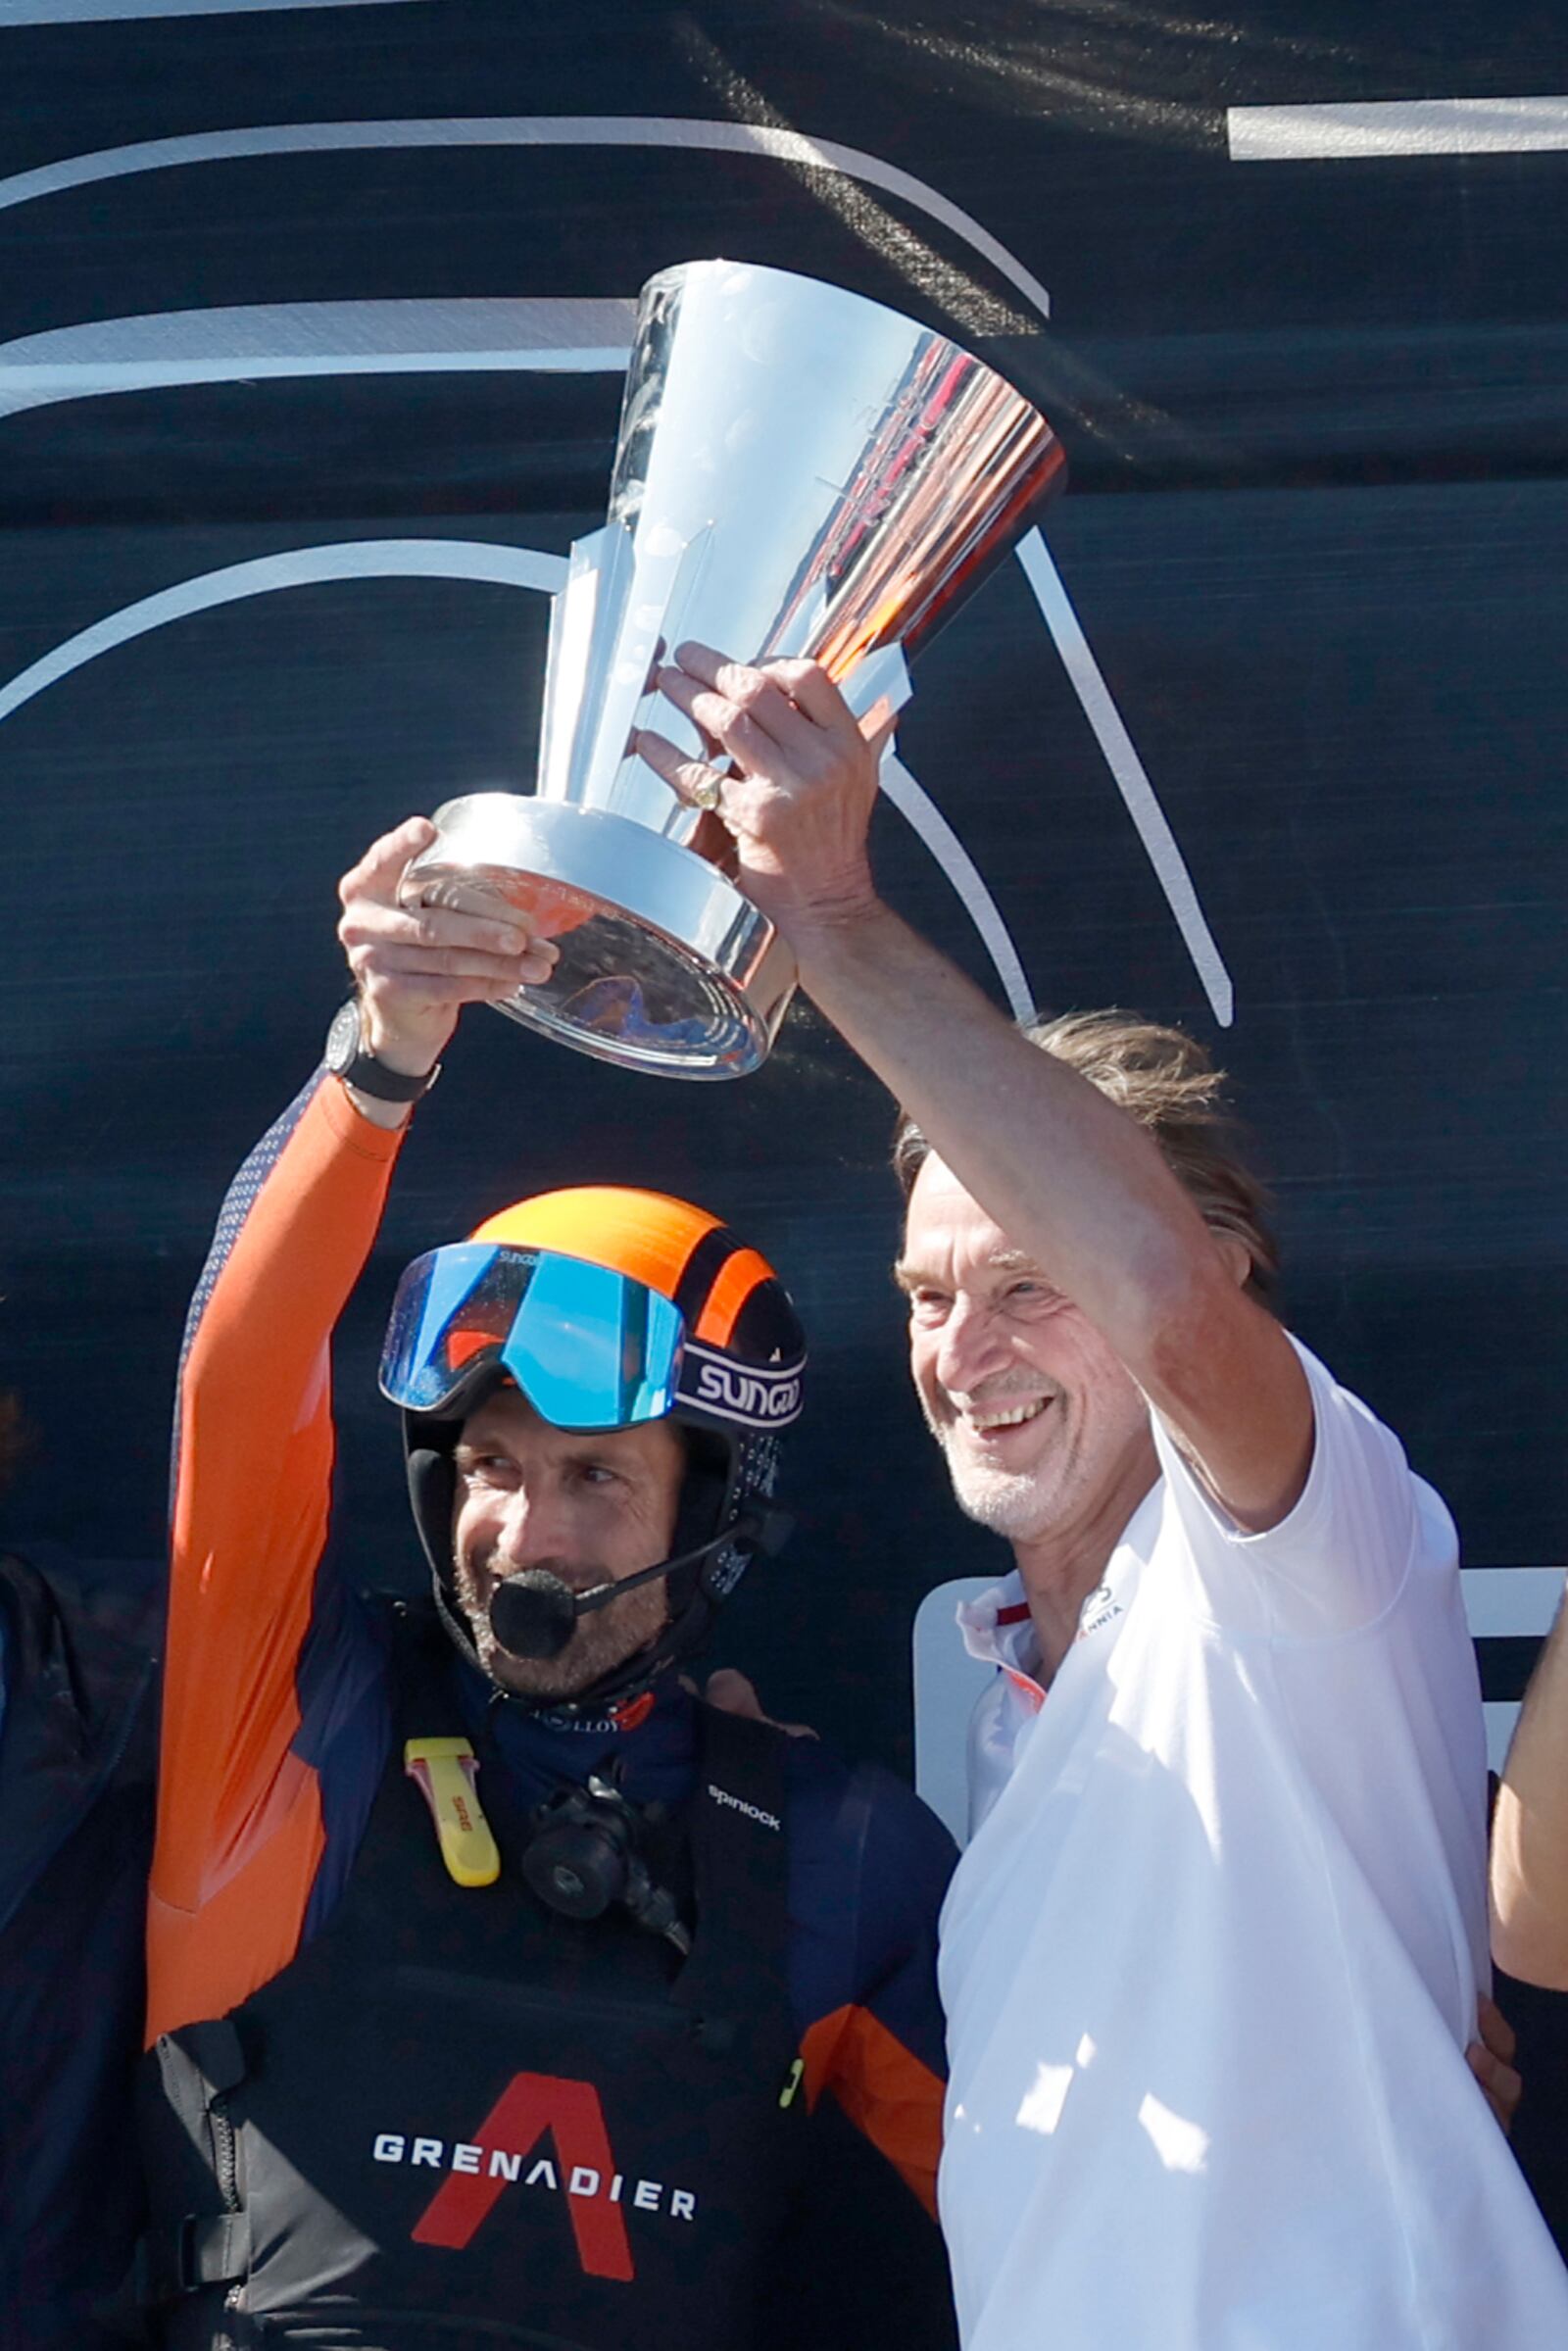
left=635, top=643, right=890, bottom=955
left=336, top=816, right=558, bottom=1077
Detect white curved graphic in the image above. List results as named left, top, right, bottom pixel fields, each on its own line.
left=1015, top=530, right=1233, bottom=1028
left=881, top=754, right=1034, bottom=1021
left=0, top=526, right=1227, bottom=1017
left=0, top=0, right=412, bottom=21
left=0, top=116, right=1052, bottom=324
left=0, top=543, right=1036, bottom=1015
left=0, top=298, right=636, bottom=417
left=0, top=542, right=569, bottom=729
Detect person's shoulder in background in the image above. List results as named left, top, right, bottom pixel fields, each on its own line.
left=0, top=1543, right=163, bottom=2350
left=0, top=1541, right=162, bottom=1786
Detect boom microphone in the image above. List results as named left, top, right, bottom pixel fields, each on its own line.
left=488, top=1510, right=792, bottom=1662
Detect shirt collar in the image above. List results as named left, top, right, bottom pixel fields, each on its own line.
left=955, top=1479, right=1166, bottom=1673
left=956, top=1570, right=1040, bottom=1673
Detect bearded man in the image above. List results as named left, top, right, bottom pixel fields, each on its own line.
left=130, top=818, right=955, bottom=2348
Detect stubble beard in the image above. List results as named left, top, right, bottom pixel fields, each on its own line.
left=454, top=1551, right=669, bottom=1702
left=920, top=1391, right=1075, bottom=1546
left=939, top=1443, right=1068, bottom=1543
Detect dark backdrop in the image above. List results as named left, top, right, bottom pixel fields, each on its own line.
left=4, top=7, right=1566, bottom=2340
left=3, top=0, right=1565, bottom=1834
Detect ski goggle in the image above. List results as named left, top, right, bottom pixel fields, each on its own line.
left=379, top=1243, right=685, bottom=1432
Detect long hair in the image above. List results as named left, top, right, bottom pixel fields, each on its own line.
left=892, top=1008, right=1280, bottom=1303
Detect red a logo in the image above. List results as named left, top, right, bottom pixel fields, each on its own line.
left=412, top=2073, right=634, bottom=2280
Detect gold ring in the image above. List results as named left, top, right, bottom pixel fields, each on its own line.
left=691, top=776, right=722, bottom=813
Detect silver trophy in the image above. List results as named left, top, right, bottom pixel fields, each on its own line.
left=405, top=259, right=1065, bottom=1078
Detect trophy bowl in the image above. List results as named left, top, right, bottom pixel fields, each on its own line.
left=408, top=794, right=795, bottom=1079
left=404, top=258, right=1066, bottom=1079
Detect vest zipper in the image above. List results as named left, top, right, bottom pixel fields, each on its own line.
left=212, top=2091, right=245, bottom=2334
left=212, top=2094, right=241, bottom=2213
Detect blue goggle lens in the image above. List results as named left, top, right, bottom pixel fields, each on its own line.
left=379, top=1243, right=683, bottom=1432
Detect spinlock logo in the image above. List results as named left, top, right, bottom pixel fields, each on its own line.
left=687, top=1348, right=804, bottom=1428
left=384, top=2073, right=698, bottom=2280
left=707, top=1783, right=782, bottom=1831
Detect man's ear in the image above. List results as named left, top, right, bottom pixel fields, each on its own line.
left=1214, top=1231, right=1253, bottom=1290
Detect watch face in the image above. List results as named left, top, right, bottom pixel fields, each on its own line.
left=325, top=998, right=363, bottom=1076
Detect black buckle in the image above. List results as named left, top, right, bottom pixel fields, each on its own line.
left=132, top=2212, right=250, bottom=2305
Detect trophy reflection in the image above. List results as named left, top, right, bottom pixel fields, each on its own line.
left=405, top=259, right=1066, bottom=1079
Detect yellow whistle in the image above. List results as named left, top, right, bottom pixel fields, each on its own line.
left=405, top=1737, right=501, bottom=1887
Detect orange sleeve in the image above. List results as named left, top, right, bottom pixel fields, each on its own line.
left=146, top=1075, right=406, bottom=2043
left=800, top=2002, right=946, bottom=2217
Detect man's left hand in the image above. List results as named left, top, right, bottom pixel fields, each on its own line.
left=635, top=643, right=888, bottom=953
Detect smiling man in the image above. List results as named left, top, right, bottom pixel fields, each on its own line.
left=638, top=645, right=1568, bottom=2348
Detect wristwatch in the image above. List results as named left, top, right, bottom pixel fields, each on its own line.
left=324, top=998, right=440, bottom=1103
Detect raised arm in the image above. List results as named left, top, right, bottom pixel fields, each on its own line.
left=1493, top=1592, right=1568, bottom=1991
left=148, top=820, right=553, bottom=2038
left=638, top=653, right=1311, bottom=1533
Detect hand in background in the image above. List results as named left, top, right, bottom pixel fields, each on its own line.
left=700, top=1667, right=819, bottom=1741
left=1468, top=1994, right=1522, bottom=2135
left=336, top=816, right=558, bottom=1077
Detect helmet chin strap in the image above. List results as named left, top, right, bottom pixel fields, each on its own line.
left=488, top=1510, right=792, bottom=1663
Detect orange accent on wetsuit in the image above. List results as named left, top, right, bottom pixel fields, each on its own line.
left=146, top=1078, right=405, bottom=2044
left=802, top=2004, right=943, bottom=2217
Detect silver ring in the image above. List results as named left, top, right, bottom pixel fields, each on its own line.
left=690, top=775, right=722, bottom=813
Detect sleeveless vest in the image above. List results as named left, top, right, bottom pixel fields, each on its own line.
left=137, top=1616, right=808, bottom=2351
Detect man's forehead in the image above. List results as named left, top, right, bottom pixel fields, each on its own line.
left=899, top=1158, right=1035, bottom=1279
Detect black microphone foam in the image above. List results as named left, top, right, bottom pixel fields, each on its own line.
left=490, top=1570, right=581, bottom=1661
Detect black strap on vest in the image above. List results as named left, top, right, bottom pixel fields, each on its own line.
left=133, top=2022, right=250, bottom=2306
left=133, top=2213, right=251, bottom=2303
left=669, top=1702, right=790, bottom=2050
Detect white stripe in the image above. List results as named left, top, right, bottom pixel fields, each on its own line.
left=0, top=0, right=414, bottom=18
left=0, top=541, right=567, bottom=729
left=0, top=297, right=635, bottom=416
left=1228, top=97, right=1568, bottom=162
left=880, top=753, right=1034, bottom=1021
left=1015, top=531, right=1234, bottom=1028
left=0, top=116, right=1051, bottom=322
left=1460, top=1566, right=1565, bottom=1640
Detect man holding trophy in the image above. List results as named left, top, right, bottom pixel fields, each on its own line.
left=131, top=817, right=956, bottom=2345
left=635, top=636, right=1568, bottom=2346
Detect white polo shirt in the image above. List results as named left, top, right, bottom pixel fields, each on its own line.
left=938, top=1339, right=1568, bottom=2349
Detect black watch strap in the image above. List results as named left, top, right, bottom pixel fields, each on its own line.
left=324, top=999, right=440, bottom=1103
